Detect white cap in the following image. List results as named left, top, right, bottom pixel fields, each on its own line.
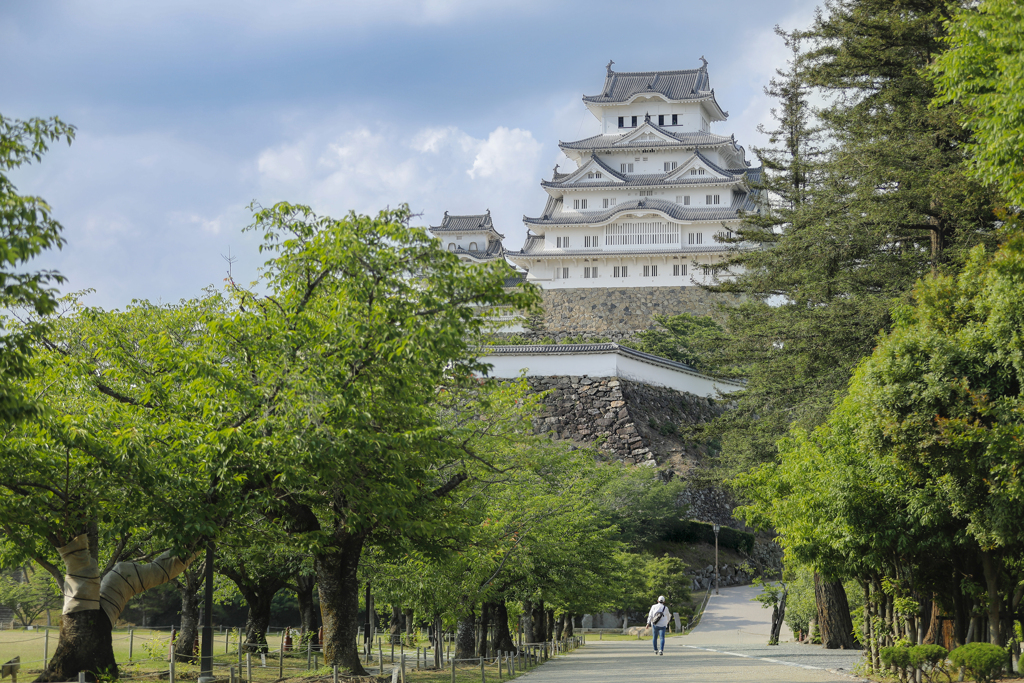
left=658, top=596, right=665, bottom=603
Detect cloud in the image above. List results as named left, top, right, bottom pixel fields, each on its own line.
left=254, top=121, right=546, bottom=240
left=467, top=127, right=543, bottom=182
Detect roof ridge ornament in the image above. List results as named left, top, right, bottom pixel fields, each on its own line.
left=607, top=59, right=615, bottom=75
left=700, top=56, right=708, bottom=68
left=645, top=112, right=651, bottom=122
left=553, top=164, right=560, bottom=176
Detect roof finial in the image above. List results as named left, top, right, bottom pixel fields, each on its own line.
left=553, top=163, right=560, bottom=175
left=606, top=59, right=615, bottom=75
left=700, top=55, right=708, bottom=68
left=444, top=210, right=448, bottom=216
left=486, top=208, right=490, bottom=215
left=645, top=112, right=651, bottom=122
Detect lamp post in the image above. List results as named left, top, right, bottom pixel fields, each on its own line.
left=712, top=524, right=720, bottom=595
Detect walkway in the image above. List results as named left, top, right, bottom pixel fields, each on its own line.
left=519, top=586, right=865, bottom=682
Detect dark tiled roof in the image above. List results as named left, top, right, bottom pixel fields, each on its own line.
left=543, top=153, right=761, bottom=191
left=502, top=275, right=527, bottom=287
left=561, top=129, right=734, bottom=151
left=522, top=193, right=757, bottom=226
left=430, top=210, right=505, bottom=239
left=513, top=242, right=734, bottom=257
left=451, top=238, right=505, bottom=261
left=584, top=68, right=710, bottom=104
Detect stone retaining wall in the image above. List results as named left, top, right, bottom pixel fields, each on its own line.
left=537, top=287, right=742, bottom=333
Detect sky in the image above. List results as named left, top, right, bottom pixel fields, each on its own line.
left=2, top=0, right=820, bottom=309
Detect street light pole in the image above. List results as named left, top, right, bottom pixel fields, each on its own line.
left=713, top=524, right=720, bottom=595
left=199, top=542, right=215, bottom=683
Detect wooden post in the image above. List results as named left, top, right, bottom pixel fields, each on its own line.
left=44, top=629, right=50, bottom=665
left=226, top=628, right=230, bottom=654
left=378, top=642, right=383, bottom=669
left=279, top=642, right=284, bottom=680
left=333, top=665, right=339, bottom=683
left=498, top=650, right=502, bottom=680
left=401, top=653, right=406, bottom=683
left=238, top=629, right=243, bottom=670
left=170, top=651, right=176, bottom=683
left=79, top=672, right=86, bottom=683
left=229, top=666, right=236, bottom=683
left=307, top=637, right=312, bottom=670
left=246, top=653, right=252, bottom=683
left=450, top=658, right=455, bottom=683
left=480, top=655, right=485, bottom=683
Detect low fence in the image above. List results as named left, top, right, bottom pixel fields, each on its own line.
left=0, top=627, right=586, bottom=682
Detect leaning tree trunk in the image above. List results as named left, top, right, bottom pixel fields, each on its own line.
left=563, top=612, right=574, bottom=638
left=814, top=573, right=857, bottom=649
left=455, top=602, right=477, bottom=660
left=492, top=600, right=517, bottom=654
left=296, top=572, right=319, bottom=648
left=769, top=590, right=787, bottom=645
left=174, top=580, right=202, bottom=662
left=37, top=534, right=194, bottom=682
left=316, top=532, right=368, bottom=676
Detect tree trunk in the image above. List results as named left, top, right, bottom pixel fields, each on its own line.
left=296, top=573, right=319, bottom=648
left=562, top=612, right=574, bottom=638
left=478, top=602, right=490, bottom=657
left=554, top=611, right=564, bottom=640
left=404, top=608, right=414, bottom=637
left=492, top=600, right=517, bottom=654
left=455, top=603, right=476, bottom=660
left=546, top=609, right=555, bottom=643
left=814, top=573, right=857, bottom=649
left=35, top=611, right=117, bottom=682
left=315, top=532, right=368, bottom=675
left=174, top=582, right=201, bottom=662
left=521, top=600, right=535, bottom=644
left=980, top=551, right=1002, bottom=646
left=532, top=603, right=546, bottom=642
left=391, top=605, right=403, bottom=644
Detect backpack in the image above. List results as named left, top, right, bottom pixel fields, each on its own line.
left=651, top=604, right=667, bottom=627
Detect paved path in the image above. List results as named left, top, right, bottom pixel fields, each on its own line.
left=519, top=586, right=865, bottom=682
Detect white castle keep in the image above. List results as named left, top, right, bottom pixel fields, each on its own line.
left=430, top=60, right=760, bottom=291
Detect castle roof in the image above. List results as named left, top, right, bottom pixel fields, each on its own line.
left=523, top=193, right=757, bottom=228
left=541, top=151, right=760, bottom=192
left=429, top=210, right=505, bottom=239
left=583, top=60, right=728, bottom=119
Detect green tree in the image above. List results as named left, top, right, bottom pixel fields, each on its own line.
left=0, top=568, right=61, bottom=628
left=0, top=114, right=74, bottom=422
left=931, top=0, right=1024, bottom=208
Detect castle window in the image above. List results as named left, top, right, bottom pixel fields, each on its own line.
left=658, top=114, right=665, bottom=126
left=620, top=163, right=634, bottom=173
left=701, top=116, right=709, bottom=132
left=639, top=190, right=653, bottom=197
left=606, top=221, right=679, bottom=246
left=618, top=116, right=624, bottom=128
left=595, top=172, right=602, bottom=178
left=690, top=168, right=706, bottom=176
left=684, top=195, right=691, bottom=205
left=716, top=229, right=733, bottom=240
left=642, top=265, right=658, bottom=277
left=642, top=156, right=648, bottom=161
left=587, top=172, right=594, bottom=179
left=562, top=267, right=569, bottom=279
left=573, top=198, right=588, bottom=210
left=631, top=116, right=637, bottom=127
left=556, top=236, right=570, bottom=248
left=584, top=235, right=601, bottom=248
left=673, top=264, right=688, bottom=276
left=610, top=197, right=617, bottom=206
left=584, top=266, right=598, bottom=279
left=603, top=198, right=608, bottom=208
left=688, top=232, right=703, bottom=245
left=672, top=114, right=678, bottom=125
left=706, top=194, right=721, bottom=205
left=469, top=242, right=478, bottom=251
left=448, top=243, right=456, bottom=251
left=664, top=161, right=678, bottom=172
left=613, top=266, right=628, bottom=278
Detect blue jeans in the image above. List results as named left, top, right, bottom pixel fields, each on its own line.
left=652, top=626, right=666, bottom=651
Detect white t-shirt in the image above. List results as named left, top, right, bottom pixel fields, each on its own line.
left=647, top=602, right=669, bottom=627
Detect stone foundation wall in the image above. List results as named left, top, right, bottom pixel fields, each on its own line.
left=537, top=287, right=742, bottom=333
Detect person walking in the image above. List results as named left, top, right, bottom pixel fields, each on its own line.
left=646, top=595, right=670, bottom=655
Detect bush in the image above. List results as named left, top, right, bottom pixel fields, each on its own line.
left=658, top=519, right=755, bottom=555
left=949, top=642, right=1006, bottom=683
left=909, top=644, right=949, bottom=670
left=880, top=645, right=912, bottom=671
